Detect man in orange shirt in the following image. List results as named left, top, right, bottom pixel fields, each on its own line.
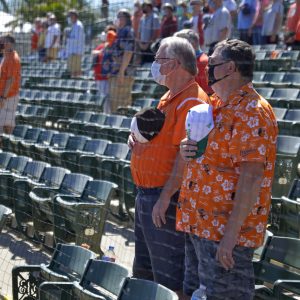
left=285, top=0, right=300, bottom=49
left=129, top=36, right=209, bottom=298
left=178, top=39, right=278, bottom=298
left=0, top=34, right=21, bottom=134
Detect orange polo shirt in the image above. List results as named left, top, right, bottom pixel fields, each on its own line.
left=176, top=83, right=278, bottom=248
left=131, top=80, right=210, bottom=188
left=0, top=50, right=21, bottom=98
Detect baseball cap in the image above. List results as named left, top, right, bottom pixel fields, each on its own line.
left=185, top=103, right=214, bottom=157
left=130, top=107, right=165, bottom=143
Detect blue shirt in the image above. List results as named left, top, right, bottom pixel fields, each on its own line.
left=237, top=0, right=257, bottom=30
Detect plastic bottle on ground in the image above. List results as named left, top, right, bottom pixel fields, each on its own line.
left=102, top=245, right=116, bottom=262
left=191, top=284, right=207, bottom=300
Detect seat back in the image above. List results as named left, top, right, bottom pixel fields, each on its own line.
left=104, top=115, right=124, bottom=127
left=49, top=243, right=96, bottom=281
left=80, top=260, right=129, bottom=296
left=11, top=125, right=31, bottom=138
left=82, top=139, right=110, bottom=155
left=22, top=161, right=50, bottom=182
left=273, top=108, right=287, bottom=120
left=65, top=135, right=90, bottom=151
left=120, top=118, right=132, bottom=129
left=23, top=128, right=43, bottom=141
left=89, top=113, right=107, bottom=125
left=104, top=143, right=129, bottom=159
left=285, top=109, right=300, bottom=122
left=0, top=204, right=12, bottom=233
left=40, top=167, right=70, bottom=188
left=0, top=152, right=16, bottom=169
left=288, top=179, right=300, bottom=200
left=6, top=156, right=32, bottom=174
left=59, top=173, right=92, bottom=195
left=73, top=111, right=94, bottom=122
left=117, top=278, right=178, bottom=300
left=276, top=135, right=300, bottom=155
left=81, top=180, right=116, bottom=204
left=37, top=130, right=57, bottom=145
left=255, top=236, right=300, bottom=285
left=50, top=133, right=71, bottom=148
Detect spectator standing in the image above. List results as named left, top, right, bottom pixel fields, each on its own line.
left=174, top=29, right=213, bottom=95
left=204, top=0, right=231, bottom=51
left=248, top=0, right=267, bottom=45
left=190, top=0, right=205, bottom=47
left=38, top=20, right=48, bottom=62
left=0, top=35, right=21, bottom=134
left=223, top=0, right=237, bottom=19
left=66, top=10, right=85, bottom=78
left=177, top=2, right=190, bottom=30
left=285, top=0, right=300, bottom=49
left=31, top=18, right=42, bottom=54
left=177, top=39, right=278, bottom=299
left=137, top=1, right=160, bottom=64
left=45, top=14, right=60, bottom=61
left=160, top=3, right=178, bottom=38
left=237, top=0, right=257, bottom=44
left=261, top=0, right=283, bottom=44
left=132, top=1, right=143, bottom=38
left=92, top=30, right=116, bottom=113
left=108, top=9, right=135, bottom=113
left=129, top=36, right=209, bottom=299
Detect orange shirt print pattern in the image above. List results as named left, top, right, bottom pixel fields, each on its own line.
left=176, top=83, right=278, bottom=248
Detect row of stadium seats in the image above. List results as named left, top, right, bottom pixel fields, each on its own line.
left=253, top=72, right=300, bottom=88
left=11, top=243, right=177, bottom=300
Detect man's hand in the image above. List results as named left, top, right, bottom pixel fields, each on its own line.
left=180, top=138, right=198, bottom=161
left=152, top=195, right=171, bottom=228
left=216, top=232, right=238, bottom=270
left=127, top=134, right=136, bottom=150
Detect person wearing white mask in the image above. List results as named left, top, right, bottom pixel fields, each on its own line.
left=128, top=36, right=210, bottom=300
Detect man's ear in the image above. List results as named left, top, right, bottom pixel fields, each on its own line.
left=228, top=61, right=236, bottom=72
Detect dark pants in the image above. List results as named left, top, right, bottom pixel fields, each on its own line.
left=262, top=35, right=279, bottom=44
left=133, top=188, right=185, bottom=291
left=184, top=234, right=255, bottom=299
left=239, top=29, right=253, bottom=45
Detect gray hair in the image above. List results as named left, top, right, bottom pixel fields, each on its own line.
left=174, top=29, right=200, bottom=51
left=160, top=36, right=197, bottom=76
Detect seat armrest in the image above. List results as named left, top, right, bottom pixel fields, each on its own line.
left=273, top=280, right=300, bottom=298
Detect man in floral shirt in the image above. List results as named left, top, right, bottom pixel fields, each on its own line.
left=177, top=39, right=278, bottom=299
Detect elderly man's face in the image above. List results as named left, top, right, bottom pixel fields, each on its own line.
left=208, top=47, right=234, bottom=88
left=155, top=46, right=177, bottom=76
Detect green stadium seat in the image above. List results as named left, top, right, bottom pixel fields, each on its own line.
left=0, top=204, right=12, bottom=233
left=281, top=73, right=300, bottom=88
left=0, top=156, right=32, bottom=208
left=53, top=180, right=117, bottom=253
left=12, top=243, right=96, bottom=300
left=34, top=132, right=72, bottom=162
left=47, top=135, right=90, bottom=167
left=15, top=127, right=44, bottom=155
left=272, top=135, right=300, bottom=198
left=117, top=278, right=178, bottom=300
left=13, top=165, right=67, bottom=236
left=254, top=236, right=300, bottom=299
left=0, top=152, right=16, bottom=171
left=278, top=109, right=300, bottom=136
left=262, top=72, right=286, bottom=88
left=30, top=173, right=92, bottom=241
left=273, top=107, right=287, bottom=120
left=255, top=87, right=273, bottom=100
left=269, top=88, right=300, bottom=108
left=253, top=72, right=266, bottom=87
left=56, top=111, right=94, bottom=131
left=39, top=260, right=129, bottom=300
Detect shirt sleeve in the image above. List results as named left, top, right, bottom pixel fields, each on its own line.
left=228, top=107, right=271, bottom=165
left=219, top=10, right=231, bottom=30
left=228, top=0, right=237, bottom=11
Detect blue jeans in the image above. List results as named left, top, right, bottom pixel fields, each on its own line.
left=133, top=188, right=185, bottom=291
left=184, top=234, right=255, bottom=299
left=252, top=26, right=262, bottom=45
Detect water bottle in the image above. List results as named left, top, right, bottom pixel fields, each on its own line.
left=102, top=246, right=116, bottom=262
left=191, top=284, right=207, bottom=300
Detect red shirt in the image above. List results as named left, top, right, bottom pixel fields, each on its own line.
left=93, top=43, right=106, bottom=81
left=160, top=16, right=178, bottom=38
left=197, top=13, right=205, bottom=46
left=195, top=52, right=213, bottom=95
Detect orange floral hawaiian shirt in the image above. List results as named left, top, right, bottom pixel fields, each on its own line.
left=176, top=83, right=278, bottom=248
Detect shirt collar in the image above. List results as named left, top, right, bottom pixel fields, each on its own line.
left=227, top=82, right=255, bottom=106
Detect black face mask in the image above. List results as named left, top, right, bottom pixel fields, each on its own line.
left=208, top=61, right=231, bottom=86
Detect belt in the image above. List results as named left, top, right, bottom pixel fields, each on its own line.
left=136, top=186, right=163, bottom=195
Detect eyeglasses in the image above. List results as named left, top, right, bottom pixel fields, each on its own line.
left=154, top=57, right=174, bottom=63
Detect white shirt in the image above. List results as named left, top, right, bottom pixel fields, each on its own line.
left=223, top=0, right=237, bottom=12
left=45, top=23, right=61, bottom=49
left=261, top=1, right=283, bottom=36
left=204, top=6, right=232, bottom=46
left=66, top=20, right=85, bottom=56
left=192, top=15, right=199, bottom=34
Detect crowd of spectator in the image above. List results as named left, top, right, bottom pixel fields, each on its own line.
left=29, top=0, right=300, bottom=113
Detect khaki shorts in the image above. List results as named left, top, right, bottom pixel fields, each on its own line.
left=0, top=95, right=19, bottom=134
left=46, top=47, right=58, bottom=60
left=67, top=55, right=82, bottom=74
left=108, top=76, right=134, bottom=113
